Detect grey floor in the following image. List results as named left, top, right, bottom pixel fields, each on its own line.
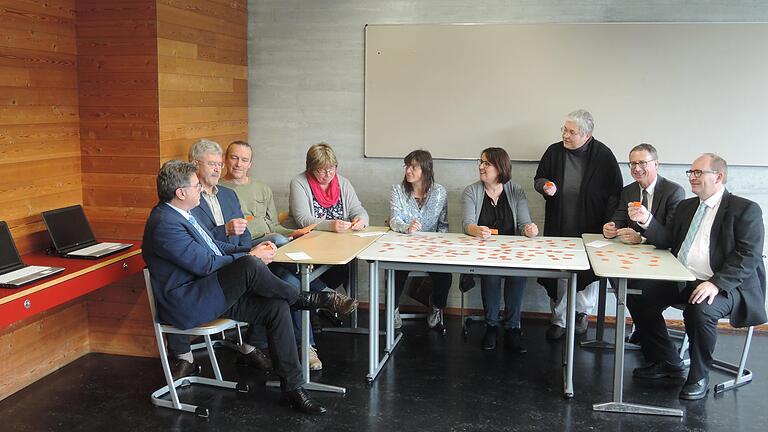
left=1, top=315, right=766, bottom=432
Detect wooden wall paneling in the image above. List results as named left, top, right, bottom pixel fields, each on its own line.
left=76, top=0, right=159, bottom=241
left=0, top=301, right=90, bottom=401
left=0, top=0, right=81, bottom=254
left=86, top=273, right=156, bottom=357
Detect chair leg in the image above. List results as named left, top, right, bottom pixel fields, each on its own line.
left=714, top=326, right=754, bottom=393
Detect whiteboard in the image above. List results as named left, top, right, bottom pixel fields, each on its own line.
left=364, top=23, right=768, bottom=165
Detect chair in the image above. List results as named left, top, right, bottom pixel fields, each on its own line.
left=671, top=319, right=755, bottom=394
left=460, top=274, right=485, bottom=340
left=278, top=210, right=289, bottom=225
left=144, top=269, right=249, bottom=417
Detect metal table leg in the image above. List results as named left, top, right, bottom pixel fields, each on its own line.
left=592, top=278, right=683, bottom=416
left=563, top=273, right=576, bottom=399
left=323, top=259, right=385, bottom=336
left=267, top=264, right=345, bottom=394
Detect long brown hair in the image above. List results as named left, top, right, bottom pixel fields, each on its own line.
left=402, top=149, right=434, bottom=196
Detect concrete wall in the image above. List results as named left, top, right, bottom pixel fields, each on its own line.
left=247, top=0, right=768, bottom=319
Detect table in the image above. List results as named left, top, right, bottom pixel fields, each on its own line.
left=357, top=232, right=590, bottom=398
left=582, top=233, right=694, bottom=416
left=0, top=243, right=144, bottom=328
left=267, top=227, right=387, bottom=394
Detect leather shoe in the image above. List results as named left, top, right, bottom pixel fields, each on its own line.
left=294, top=291, right=358, bottom=315
left=632, top=360, right=686, bottom=379
left=545, top=324, right=565, bottom=341
left=281, top=387, right=327, bottom=415
left=504, top=328, right=527, bottom=354
left=170, top=358, right=201, bottom=380
left=481, top=325, right=498, bottom=350
left=679, top=376, right=709, bottom=400
left=627, top=330, right=642, bottom=345
left=236, top=348, right=273, bottom=371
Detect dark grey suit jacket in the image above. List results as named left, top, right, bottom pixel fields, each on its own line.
left=611, top=175, right=685, bottom=233
left=644, top=190, right=767, bottom=327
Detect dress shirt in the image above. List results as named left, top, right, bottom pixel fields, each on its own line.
left=682, top=186, right=725, bottom=281
left=201, top=185, right=225, bottom=225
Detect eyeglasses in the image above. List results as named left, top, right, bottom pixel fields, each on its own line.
left=685, top=169, right=718, bottom=178
left=478, top=160, right=492, bottom=168
left=198, top=160, right=223, bottom=168
left=628, top=159, right=657, bottom=169
left=561, top=126, right=581, bottom=136
left=314, top=166, right=336, bottom=176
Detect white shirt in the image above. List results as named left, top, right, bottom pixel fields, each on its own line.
left=682, top=186, right=726, bottom=281
left=166, top=202, right=191, bottom=219
left=201, top=185, right=225, bottom=226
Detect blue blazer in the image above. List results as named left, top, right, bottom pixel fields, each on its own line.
left=142, top=203, right=250, bottom=329
left=192, top=185, right=252, bottom=249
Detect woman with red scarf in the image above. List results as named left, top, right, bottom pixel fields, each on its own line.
left=287, top=142, right=369, bottom=232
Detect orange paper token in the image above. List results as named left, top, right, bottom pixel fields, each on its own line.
left=630, top=201, right=642, bottom=208
left=245, top=215, right=254, bottom=221
left=545, top=181, right=554, bottom=188
left=489, top=229, right=499, bottom=235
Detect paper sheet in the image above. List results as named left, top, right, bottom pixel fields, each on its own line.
left=586, top=240, right=611, bottom=248
left=285, top=252, right=312, bottom=260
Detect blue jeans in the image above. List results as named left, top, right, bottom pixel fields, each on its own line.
left=480, top=275, right=526, bottom=328
left=253, top=233, right=291, bottom=248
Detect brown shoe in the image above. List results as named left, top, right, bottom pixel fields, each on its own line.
left=294, top=291, right=358, bottom=315
left=236, top=347, right=273, bottom=370
left=170, top=358, right=201, bottom=380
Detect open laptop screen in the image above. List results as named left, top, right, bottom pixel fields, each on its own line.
left=42, top=205, right=97, bottom=253
left=0, top=221, right=23, bottom=273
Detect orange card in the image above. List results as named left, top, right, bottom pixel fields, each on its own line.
left=245, top=215, right=254, bottom=221
left=489, top=229, right=499, bottom=235
left=293, top=223, right=319, bottom=236
left=545, top=181, right=554, bottom=188
left=629, top=201, right=642, bottom=208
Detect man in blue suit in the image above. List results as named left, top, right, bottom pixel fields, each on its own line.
left=165, top=139, right=273, bottom=375
left=143, top=160, right=358, bottom=414
left=627, top=153, right=766, bottom=400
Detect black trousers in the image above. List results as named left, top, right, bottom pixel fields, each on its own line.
left=393, top=270, right=452, bottom=309
left=169, top=256, right=303, bottom=390
left=626, top=279, right=735, bottom=382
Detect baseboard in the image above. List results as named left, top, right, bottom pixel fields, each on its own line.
left=358, top=302, right=768, bottom=333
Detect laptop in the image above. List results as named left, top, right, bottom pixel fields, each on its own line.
left=0, top=221, right=65, bottom=288
left=41, top=205, right=132, bottom=259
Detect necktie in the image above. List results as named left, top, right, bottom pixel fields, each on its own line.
left=188, top=214, right=222, bottom=256
left=677, top=202, right=707, bottom=266
left=641, top=189, right=648, bottom=209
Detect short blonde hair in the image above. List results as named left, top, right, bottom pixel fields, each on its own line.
left=305, top=142, right=338, bottom=173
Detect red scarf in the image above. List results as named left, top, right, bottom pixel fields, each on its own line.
left=306, top=172, right=341, bottom=208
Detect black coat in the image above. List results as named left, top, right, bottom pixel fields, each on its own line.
left=645, top=190, right=767, bottom=327
left=534, top=138, right=623, bottom=296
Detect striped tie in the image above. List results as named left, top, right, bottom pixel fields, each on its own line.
left=677, top=202, right=707, bottom=266
left=188, top=214, right=222, bottom=256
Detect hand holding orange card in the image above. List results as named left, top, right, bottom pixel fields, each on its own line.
left=290, top=223, right=318, bottom=238
left=545, top=181, right=554, bottom=188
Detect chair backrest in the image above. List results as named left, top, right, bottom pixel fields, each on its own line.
left=278, top=211, right=288, bottom=225
left=143, top=268, right=160, bottom=323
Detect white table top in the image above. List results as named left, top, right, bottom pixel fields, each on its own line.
left=357, top=232, right=590, bottom=271
left=274, top=226, right=388, bottom=265
left=582, top=233, right=695, bottom=281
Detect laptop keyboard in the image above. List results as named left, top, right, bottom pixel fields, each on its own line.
left=0, top=266, right=53, bottom=284
left=69, top=242, right=125, bottom=256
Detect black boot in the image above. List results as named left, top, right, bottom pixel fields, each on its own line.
left=481, top=324, right=498, bottom=350
left=281, top=388, right=327, bottom=415
left=293, top=291, right=358, bottom=315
